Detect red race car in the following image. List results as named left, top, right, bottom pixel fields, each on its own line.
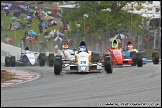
left=100, top=39, right=133, bottom=66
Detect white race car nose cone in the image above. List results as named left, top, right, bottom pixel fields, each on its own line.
left=80, top=66, right=86, bottom=71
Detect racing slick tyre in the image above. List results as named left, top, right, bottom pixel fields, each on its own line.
left=152, top=51, right=159, bottom=64
left=5, top=57, right=11, bottom=67
left=48, top=53, right=54, bottom=67
left=104, top=56, right=113, bottom=73
left=39, top=53, right=46, bottom=66
left=10, top=56, right=15, bottom=67
left=130, top=51, right=137, bottom=66
left=136, top=52, right=143, bottom=67
left=104, top=54, right=110, bottom=71
left=55, top=55, right=62, bottom=71
left=54, top=57, right=62, bottom=75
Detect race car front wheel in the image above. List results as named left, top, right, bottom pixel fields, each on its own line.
left=105, top=56, right=113, bottom=73
left=54, top=57, right=62, bottom=75
left=55, top=55, right=62, bottom=71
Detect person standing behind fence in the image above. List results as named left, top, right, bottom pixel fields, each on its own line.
left=41, top=20, right=45, bottom=33
left=97, top=36, right=102, bottom=52
left=21, top=35, right=27, bottom=49
left=38, top=22, right=42, bottom=34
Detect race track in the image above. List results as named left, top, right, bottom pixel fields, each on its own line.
left=1, top=62, right=161, bottom=107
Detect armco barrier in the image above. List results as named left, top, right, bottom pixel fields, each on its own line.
left=1, top=42, right=22, bottom=64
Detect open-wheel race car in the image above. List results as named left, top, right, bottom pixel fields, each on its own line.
left=100, top=39, right=143, bottom=67
left=5, top=47, right=46, bottom=67
left=54, top=41, right=113, bottom=75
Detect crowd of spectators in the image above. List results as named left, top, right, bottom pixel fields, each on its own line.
left=2, top=5, right=69, bottom=52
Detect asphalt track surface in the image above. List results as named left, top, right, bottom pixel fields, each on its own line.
left=1, top=62, right=161, bottom=107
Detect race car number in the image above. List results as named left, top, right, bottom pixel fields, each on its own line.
left=80, top=61, right=86, bottom=64
left=115, top=51, right=121, bottom=55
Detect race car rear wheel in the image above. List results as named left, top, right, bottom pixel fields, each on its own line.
left=5, top=56, right=11, bottom=67
left=48, top=53, right=54, bottom=67
left=54, top=57, right=62, bottom=75
left=10, top=56, right=15, bottom=67
left=55, top=55, right=62, bottom=71
left=152, top=51, right=159, bottom=64
left=136, top=52, right=143, bottom=67
left=130, top=51, right=137, bottom=66
left=39, top=53, right=46, bottom=66
left=105, top=56, right=112, bottom=73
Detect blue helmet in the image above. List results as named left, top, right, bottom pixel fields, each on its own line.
left=25, top=50, right=30, bottom=54
left=79, top=45, right=86, bottom=52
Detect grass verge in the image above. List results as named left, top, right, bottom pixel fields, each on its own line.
left=1, top=70, right=18, bottom=83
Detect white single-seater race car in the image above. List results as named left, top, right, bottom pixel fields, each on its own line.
left=54, top=41, right=113, bottom=75
left=5, top=47, right=46, bottom=67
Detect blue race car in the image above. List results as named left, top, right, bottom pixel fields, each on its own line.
left=123, top=42, right=147, bottom=66
left=5, top=49, right=46, bottom=67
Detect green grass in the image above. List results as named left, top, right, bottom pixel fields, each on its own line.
left=1, top=13, right=62, bottom=52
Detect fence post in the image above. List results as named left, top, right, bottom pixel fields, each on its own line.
left=153, top=32, right=156, bottom=49
left=137, top=35, right=140, bottom=50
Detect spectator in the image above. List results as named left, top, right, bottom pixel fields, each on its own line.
left=26, top=35, right=35, bottom=51
left=44, top=28, right=51, bottom=39
left=24, top=31, right=28, bottom=37
left=38, top=23, right=42, bottom=34
left=28, top=30, right=38, bottom=40
left=21, top=35, right=27, bottom=49
left=97, top=36, right=102, bottom=52
left=41, top=20, right=46, bottom=33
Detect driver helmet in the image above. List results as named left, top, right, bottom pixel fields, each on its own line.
left=62, top=42, right=68, bottom=49
left=79, top=45, right=86, bottom=52
left=25, top=50, right=30, bottom=54
left=127, top=44, right=133, bottom=50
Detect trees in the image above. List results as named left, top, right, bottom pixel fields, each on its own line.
left=61, top=1, right=152, bottom=37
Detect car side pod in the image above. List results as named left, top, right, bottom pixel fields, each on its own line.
left=152, top=51, right=159, bottom=64
left=104, top=55, right=113, bottom=73
left=54, top=56, right=62, bottom=75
